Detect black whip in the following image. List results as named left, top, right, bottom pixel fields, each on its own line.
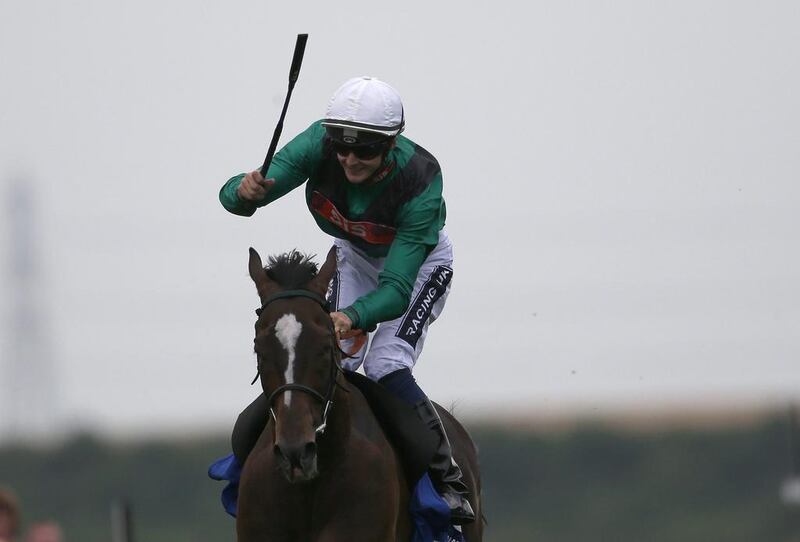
left=260, top=34, right=309, bottom=177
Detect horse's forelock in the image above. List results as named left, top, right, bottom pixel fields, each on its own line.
left=265, top=250, right=320, bottom=289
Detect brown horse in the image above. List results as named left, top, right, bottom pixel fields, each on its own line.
left=237, top=247, right=483, bottom=542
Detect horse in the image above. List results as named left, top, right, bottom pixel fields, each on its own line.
left=237, top=247, right=483, bottom=542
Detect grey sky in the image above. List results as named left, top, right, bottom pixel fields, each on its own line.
left=1, top=1, right=798, bottom=437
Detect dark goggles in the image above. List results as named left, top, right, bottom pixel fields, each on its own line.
left=330, top=139, right=390, bottom=160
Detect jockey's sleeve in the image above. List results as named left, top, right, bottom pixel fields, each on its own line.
left=219, top=122, right=325, bottom=216
left=341, top=174, right=446, bottom=330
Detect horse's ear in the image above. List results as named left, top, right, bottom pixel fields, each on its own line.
left=248, top=247, right=277, bottom=299
left=308, top=246, right=337, bottom=297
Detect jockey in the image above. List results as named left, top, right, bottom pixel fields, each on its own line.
left=219, top=76, right=474, bottom=524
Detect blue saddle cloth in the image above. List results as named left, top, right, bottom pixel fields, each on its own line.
left=207, top=453, right=240, bottom=517
left=208, top=453, right=464, bottom=542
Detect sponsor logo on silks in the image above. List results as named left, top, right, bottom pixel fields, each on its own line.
left=311, top=191, right=397, bottom=245
left=396, top=265, right=453, bottom=348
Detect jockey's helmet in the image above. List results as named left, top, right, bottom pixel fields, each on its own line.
left=322, top=76, right=404, bottom=146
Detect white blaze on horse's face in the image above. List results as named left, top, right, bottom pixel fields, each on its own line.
left=275, top=313, right=303, bottom=407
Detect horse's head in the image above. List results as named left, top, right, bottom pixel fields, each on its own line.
left=247, top=247, right=339, bottom=483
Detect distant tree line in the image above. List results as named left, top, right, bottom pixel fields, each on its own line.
left=1, top=416, right=799, bottom=541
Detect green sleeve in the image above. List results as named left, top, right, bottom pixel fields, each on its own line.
left=343, top=174, right=446, bottom=330
left=219, top=121, right=327, bottom=215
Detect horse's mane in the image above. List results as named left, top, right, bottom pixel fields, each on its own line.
left=264, top=250, right=319, bottom=289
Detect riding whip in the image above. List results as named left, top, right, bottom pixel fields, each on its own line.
left=260, top=33, right=309, bottom=177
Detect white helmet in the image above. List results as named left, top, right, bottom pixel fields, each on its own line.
left=322, top=76, right=405, bottom=145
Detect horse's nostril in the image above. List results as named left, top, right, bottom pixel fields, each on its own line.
left=303, top=441, right=317, bottom=459
left=273, top=444, right=285, bottom=461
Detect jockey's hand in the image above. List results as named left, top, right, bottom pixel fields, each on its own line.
left=237, top=170, right=275, bottom=202
left=330, top=311, right=361, bottom=340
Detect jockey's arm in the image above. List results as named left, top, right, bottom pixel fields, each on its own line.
left=219, top=123, right=322, bottom=215
left=341, top=176, right=445, bottom=331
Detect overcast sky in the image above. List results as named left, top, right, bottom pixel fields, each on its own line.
left=1, top=1, right=798, bottom=438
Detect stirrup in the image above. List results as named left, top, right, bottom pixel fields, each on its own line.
left=440, top=489, right=475, bottom=525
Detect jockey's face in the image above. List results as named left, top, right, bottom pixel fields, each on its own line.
left=336, top=150, right=384, bottom=184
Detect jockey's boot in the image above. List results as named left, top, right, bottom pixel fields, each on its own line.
left=232, top=393, right=268, bottom=466
left=413, top=398, right=476, bottom=525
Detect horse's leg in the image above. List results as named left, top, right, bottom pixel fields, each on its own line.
left=314, top=488, right=405, bottom=542
left=460, top=522, right=484, bottom=542
left=311, top=485, right=402, bottom=542
left=312, top=408, right=408, bottom=542
left=315, top=520, right=397, bottom=542
left=312, top=462, right=405, bottom=542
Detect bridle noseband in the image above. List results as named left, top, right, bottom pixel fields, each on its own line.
left=254, top=289, right=342, bottom=436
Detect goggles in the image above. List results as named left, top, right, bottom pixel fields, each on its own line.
left=330, top=139, right=390, bottom=160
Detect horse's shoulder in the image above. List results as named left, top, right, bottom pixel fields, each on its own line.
left=347, top=384, right=391, bottom=440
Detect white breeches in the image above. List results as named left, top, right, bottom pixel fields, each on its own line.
left=329, top=231, right=453, bottom=381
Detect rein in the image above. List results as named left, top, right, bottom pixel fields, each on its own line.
left=253, top=288, right=345, bottom=436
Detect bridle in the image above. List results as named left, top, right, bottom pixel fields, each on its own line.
left=253, top=289, right=343, bottom=436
